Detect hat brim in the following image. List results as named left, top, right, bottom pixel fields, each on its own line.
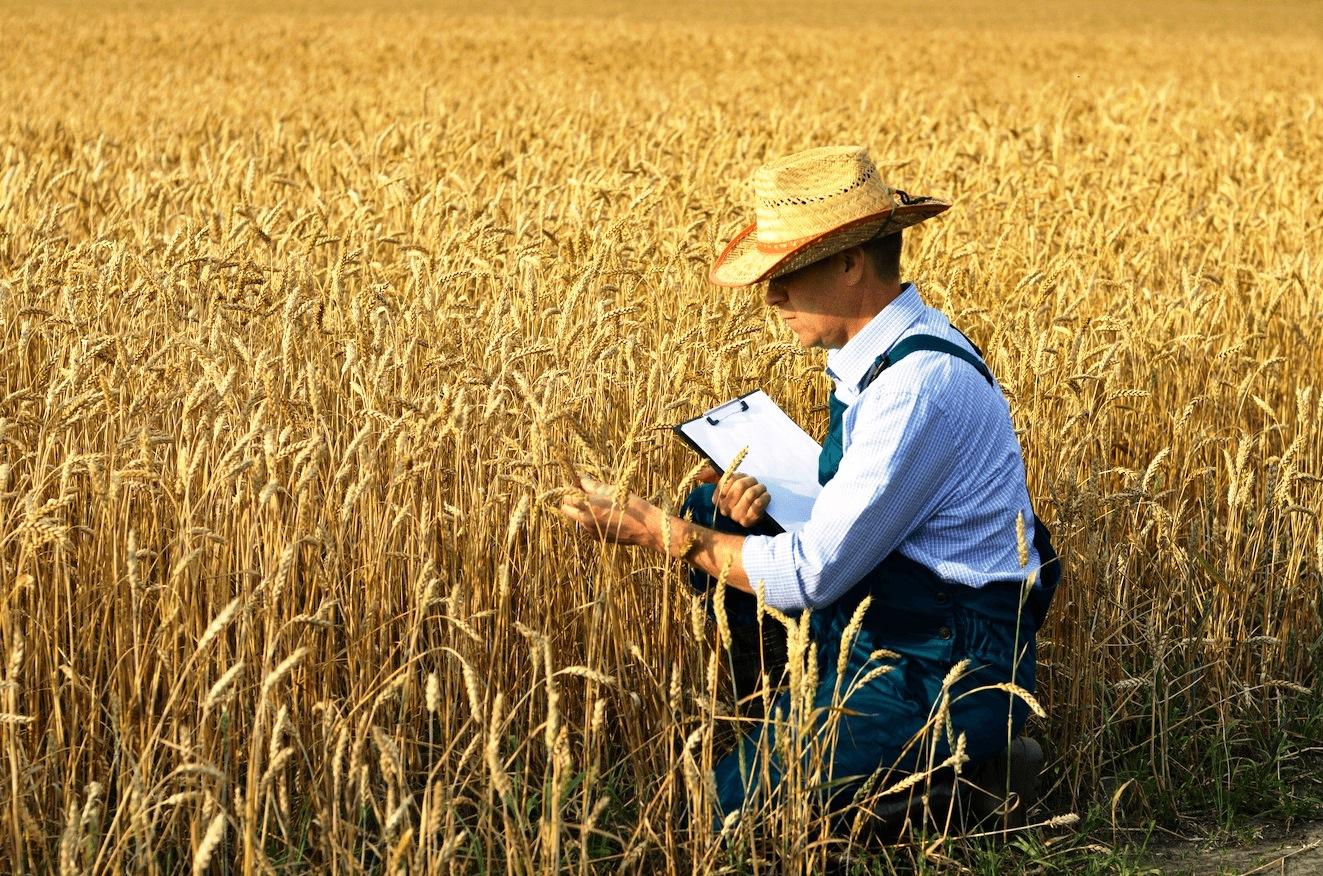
left=708, top=200, right=950, bottom=288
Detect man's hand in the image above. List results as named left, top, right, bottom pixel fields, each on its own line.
left=699, top=463, right=770, bottom=528
left=557, top=468, right=756, bottom=594
left=556, top=473, right=660, bottom=548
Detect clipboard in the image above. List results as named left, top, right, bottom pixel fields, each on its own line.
left=673, top=390, right=823, bottom=532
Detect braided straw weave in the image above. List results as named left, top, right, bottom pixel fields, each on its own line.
left=709, top=145, right=950, bottom=287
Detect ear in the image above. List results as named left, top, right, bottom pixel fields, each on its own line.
left=838, top=246, right=867, bottom=285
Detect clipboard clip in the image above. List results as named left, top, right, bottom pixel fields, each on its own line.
left=705, top=398, right=749, bottom=426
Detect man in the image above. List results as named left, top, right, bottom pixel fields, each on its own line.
left=556, top=145, right=1060, bottom=828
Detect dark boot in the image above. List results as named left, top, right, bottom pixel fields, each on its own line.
left=965, top=736, right=1044, bottom=830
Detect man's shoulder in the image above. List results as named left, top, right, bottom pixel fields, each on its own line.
left=905, top=306, right=980, bottom=351
left=859, top=321, right=996, bottom=413
left=883, top=318, right=981, bottom=376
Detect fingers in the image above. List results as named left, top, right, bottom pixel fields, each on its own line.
left=730, top=481, right=769, bottom=526
left=715, top=473, right=756, bottom=510
left=696, top=463, right=719, bottom=484
left=559, top=473, right=625, bottom=540
left=559, top=494, right=610, bottom=540
left=715, top=473, right=759, bottom=507
left=557, top=493, right=592, bottom=529
left=716, top=474, right=769, bottom=525
left=559, top=478, right=598, bottom=521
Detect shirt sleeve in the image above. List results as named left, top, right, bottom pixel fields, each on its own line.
left=741, top=389, right=960, bottom=612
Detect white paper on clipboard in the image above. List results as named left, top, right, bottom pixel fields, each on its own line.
left=674, top=391, right=822, bottom=532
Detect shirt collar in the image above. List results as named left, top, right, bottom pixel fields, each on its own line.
left=825, top=282, right=926, bottom=394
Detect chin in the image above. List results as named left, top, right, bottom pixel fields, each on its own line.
left=795, top=335, right=819, bottom=350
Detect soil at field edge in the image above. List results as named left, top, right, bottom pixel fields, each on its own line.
left=1145, top=820, right=1323, bottom=875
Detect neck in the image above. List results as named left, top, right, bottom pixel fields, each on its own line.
left=839, top=278, right=904, bottom=346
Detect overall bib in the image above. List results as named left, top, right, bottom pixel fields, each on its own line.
left=681, top=334, right=1061, bottom=824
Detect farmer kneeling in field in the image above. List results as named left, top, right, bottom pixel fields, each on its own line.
left=556, top=146, right=1061, bottom=830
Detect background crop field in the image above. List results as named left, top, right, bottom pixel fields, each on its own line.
left=1, top=1, right=1321, bottom=872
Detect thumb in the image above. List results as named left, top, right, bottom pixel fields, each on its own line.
left=696, top=463, right=719, bottom=484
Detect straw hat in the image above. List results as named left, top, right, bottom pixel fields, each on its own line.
left=708, top=146, right=950, bottom=288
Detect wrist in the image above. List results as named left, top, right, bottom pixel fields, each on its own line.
left=651, top=506, right=689, bottom=559
left=645, top=505, right=669, bottom=555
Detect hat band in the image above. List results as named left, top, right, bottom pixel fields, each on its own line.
left=755, top=234, right=820, bottom=254
left=753, top=206, right=900, bottom=254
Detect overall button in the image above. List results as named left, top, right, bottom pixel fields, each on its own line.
left=937, top=625, right=952, bottom=640
left=934, top=591, right=950, bottom=606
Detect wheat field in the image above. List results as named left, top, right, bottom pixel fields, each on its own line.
left=1, top=1, right=1321, bottom=872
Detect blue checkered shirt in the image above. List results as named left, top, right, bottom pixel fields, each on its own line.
left=742, top=282, right=1043, bottom=612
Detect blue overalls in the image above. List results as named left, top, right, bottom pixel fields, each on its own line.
left=680, top=334, right=1061, bottom=824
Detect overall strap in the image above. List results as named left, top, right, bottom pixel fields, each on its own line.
left=949, top=324, right=986, bottom=360
left=861, top=333, right=995, bottom=392
left=818, top=395, right=848, bottom=486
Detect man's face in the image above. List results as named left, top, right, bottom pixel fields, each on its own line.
left=762, top=253, right=856, bottom=350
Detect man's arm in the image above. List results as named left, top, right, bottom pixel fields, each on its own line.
left=742, top=388, right=960, bottom=611
left=556, top=474, right=756, bottom=594
left=560, top=387, right=958, bottom=609
left=658, top=508, right=754, bottom=594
